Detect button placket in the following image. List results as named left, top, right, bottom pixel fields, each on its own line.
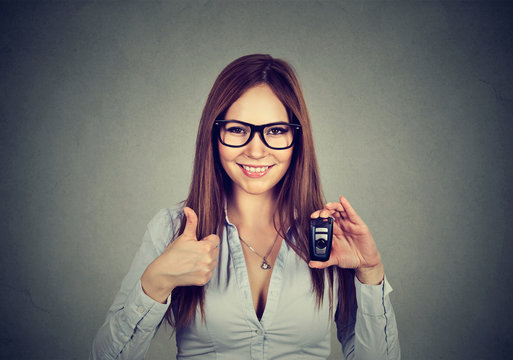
left=259, top=239, right=288, bottom=328
left=250, top=326, right=265, bottom=360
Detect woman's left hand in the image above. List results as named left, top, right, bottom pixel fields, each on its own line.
left=308, top=195, right=385, bottom=285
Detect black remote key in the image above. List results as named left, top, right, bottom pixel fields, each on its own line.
left=309, top=217, right=333, bottom=262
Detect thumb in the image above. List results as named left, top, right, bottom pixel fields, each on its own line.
left=308, top=258, right=336, bottom=269
left=181, top=207, right=198, bottom=240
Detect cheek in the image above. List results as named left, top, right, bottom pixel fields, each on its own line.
left=218, top=142, right=231, bottom=162
left=278, top=148, right=293, bottom=167
left=218, top=143, right=237, bottom=172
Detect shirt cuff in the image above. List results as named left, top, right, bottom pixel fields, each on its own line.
left=354, top=274, right=393, bottom=316
left=123, top=279, right=171, bottom=330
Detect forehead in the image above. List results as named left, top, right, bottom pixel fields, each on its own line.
left=225, top=84, right=289, bottom=125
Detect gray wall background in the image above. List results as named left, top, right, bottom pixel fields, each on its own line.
left=1, top=1, right=512, bottom=359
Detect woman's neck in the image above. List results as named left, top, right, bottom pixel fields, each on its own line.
left=226, top=189, right=277, bottom=229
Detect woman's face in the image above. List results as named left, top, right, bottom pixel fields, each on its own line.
left=218, top=84, right=293, bottom=197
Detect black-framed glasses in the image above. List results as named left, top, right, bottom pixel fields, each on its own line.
left=214, top=120, right=301, bottom=150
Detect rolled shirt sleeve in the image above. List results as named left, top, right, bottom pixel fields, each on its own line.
left=338, top=275, right=401, bottom=360
left=90, top=207, right=181, bottom=360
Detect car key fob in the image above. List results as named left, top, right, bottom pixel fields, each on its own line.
left=309, top=217, right=333, bottom=261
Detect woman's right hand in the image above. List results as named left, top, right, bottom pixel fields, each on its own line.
left=140, top=207, right=220, bottom=303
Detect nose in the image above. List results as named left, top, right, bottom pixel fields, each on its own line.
left=244, top=131, right=268, bottom=158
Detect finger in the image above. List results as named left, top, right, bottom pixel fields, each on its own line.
left=201, top=234, right=220, bottom=250
left=311, top=208, right=335, bottom=218
left=318, top=208, right=334, bottom=219
left=339, top=196, right=363, bottom=223
left=332, top=211, right=345, bottom=221
left=325, top=201, right=344, bottom=212
left=308, top=258, right=336, bottom=269
left=310, top=210, right=321, bottom=218
left=181, top=207, right=198, bottom=240
left=330, top=218, right=345, bottom=236
left=325, top=202, right=348, bottom=219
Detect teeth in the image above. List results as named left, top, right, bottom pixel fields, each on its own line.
left=243, top=165, right=269, bottom=173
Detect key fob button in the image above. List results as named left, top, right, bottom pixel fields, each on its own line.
left=315, top=234, right=328, bottom=241
left=315, top=239, right=327, bottom=249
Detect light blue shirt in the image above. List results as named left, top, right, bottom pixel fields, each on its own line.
left=90, top=204, right=400, bottom=359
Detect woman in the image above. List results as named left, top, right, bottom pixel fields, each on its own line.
left=90, top=54, right=400, bottom=359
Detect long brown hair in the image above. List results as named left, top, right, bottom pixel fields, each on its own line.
left=166, top=54, right=354, bottom=329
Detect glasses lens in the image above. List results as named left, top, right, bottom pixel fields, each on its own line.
left=219, top=121, right=251, bottom=146
left=264, top=124, right=294, bottom=149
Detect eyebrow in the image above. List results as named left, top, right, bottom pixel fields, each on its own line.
left=222, top=119, right=291, bottom=125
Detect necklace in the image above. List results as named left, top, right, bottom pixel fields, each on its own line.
left=239, top=233, right=279, bottom=270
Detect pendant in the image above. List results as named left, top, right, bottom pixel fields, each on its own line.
left=261, top=257, right=271, bottom=270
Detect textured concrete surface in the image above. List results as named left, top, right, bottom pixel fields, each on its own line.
left=1, top=1, right=512, bottom=359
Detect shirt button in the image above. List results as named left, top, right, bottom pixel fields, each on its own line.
left=137, top=306, right=145, bottom=314
left=256, top=329, right=263, bottom=335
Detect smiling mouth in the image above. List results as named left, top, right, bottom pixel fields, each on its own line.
left=237, top=164, right=274, bottom=174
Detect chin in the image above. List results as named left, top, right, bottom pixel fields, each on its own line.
left=237, top=176, right=286, bottom=195
left=250, top=187, right=276, bottom=196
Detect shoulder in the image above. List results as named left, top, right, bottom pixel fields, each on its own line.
left=145, top=203, right=185, bottom=251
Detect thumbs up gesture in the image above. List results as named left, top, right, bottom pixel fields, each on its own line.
left=141, top=207, right=220, bottom=303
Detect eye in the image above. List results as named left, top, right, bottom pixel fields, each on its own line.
left=266, top=126, right=290, bottom=136
left=226, top=126, right=248, bottom=135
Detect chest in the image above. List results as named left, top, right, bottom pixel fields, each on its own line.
left=183, top=242, right=334, bottom=358
left=174, top=222, right=337, bottom=359
left=240, top=237, right=282, bottom=320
